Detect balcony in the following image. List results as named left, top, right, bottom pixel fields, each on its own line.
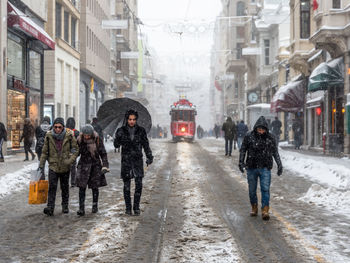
left=226, top=52, right=247, bottom=73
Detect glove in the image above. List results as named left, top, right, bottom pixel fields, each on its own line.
left=239, top=163, right=245, bottom=173
left=101, top=167, right=110, bottom=174
left=277, top=166, right=283, bottom=176
left=146, top=158, right=153, bottom=166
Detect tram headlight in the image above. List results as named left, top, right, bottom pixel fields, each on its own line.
left=181, top=127, right=186, bottom=132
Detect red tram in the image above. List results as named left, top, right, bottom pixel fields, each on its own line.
left=170, top=98, right=197, bottom=142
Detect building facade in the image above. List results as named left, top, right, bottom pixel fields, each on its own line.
left=44, top=0, right=80, bottom=127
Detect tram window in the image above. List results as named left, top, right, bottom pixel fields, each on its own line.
left=178, top=111, right=183, bottom=120
left=190, top=111, right=194, bottom=121
left=183, top=111, right=189, bottom=121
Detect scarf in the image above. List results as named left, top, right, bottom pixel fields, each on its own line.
left=52, top=128, right=66, bottom=141
left=78, top=133, right=98, bottom=158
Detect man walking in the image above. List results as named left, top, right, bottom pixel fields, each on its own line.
left=114, top=110, right=153, bottom=216
left=221, top=117, right=236, bottom=156
left=0, top=122, right=7, bottom=162
left=239, top=116, right=283, bottom=220
left=236, top=120, right=248, bottom=150
left=39, top=117, right=79, bottom=216
left=20, top=118, right=35, bottom=161
left=271, top=117, right=282, bottom=145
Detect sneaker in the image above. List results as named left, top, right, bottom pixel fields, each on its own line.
left=43, top=207, right=54, bottom=216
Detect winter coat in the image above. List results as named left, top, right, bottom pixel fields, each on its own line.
left=222, top=120, right=236, bottom=140
left=237, top=122, right=248, bottom=138
left=20, top=123, right=34, bottom=144
left=114, top=125, right=153, bottom=180
left=35, top=122, right=51, bottom=154
left=75, top=132, right=108, bottom=189
left=239, top=116, right=282, bottom=170
left=271, top=119, right=282, bottom=136
left=0, top=122, right=7, bottom=141
left=292, top=120, right=302, bottom=136
left=39, top=129, right=79, bottom=173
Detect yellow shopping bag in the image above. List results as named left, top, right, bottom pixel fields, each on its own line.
left=28, top=180, right=48, bottom=204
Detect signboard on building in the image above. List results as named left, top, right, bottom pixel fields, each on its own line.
left=101, top=20, right=128, bottom=29
left=121, top=52, right=139, bottom=59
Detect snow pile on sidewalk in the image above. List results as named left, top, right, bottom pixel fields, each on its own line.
left=0, top=163, right=37, bottom=198
left=280, top=149, right=350, bottom=216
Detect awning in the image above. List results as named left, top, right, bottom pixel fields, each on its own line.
left=308, top=57, right=344, bottom=92
left=270, top=79, right=306, bottom=113
left=7, top=2, right=55, bottom=50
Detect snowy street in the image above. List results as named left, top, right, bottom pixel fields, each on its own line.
left=0, top=139, right=350, bottom=262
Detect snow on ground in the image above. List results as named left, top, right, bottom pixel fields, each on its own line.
left=160, top=142, right=241, bottom=263
left=0, top=162, right=37, bottom=199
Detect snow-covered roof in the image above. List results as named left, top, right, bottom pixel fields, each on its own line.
left=247, top=103, right=271, bottom=109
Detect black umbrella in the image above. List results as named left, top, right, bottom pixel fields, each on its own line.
left=97, top=98, right=152, bottom=137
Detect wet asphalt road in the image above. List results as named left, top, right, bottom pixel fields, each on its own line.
left=0, top=139, right=349, bottom=262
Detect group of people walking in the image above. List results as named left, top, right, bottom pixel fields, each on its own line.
left=221, top=118, right=248, bottom=156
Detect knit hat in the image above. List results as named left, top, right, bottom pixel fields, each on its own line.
left=81, top=124, right=94, bottom=135
left=53, top=117, right=65, bottom=127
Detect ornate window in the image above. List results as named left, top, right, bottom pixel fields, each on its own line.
left=333, top=0, right=341, bottom=9
left=237, top=1, right=245, bottom=16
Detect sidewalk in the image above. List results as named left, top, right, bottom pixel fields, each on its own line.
left=0, top=152, right=38, bottom=176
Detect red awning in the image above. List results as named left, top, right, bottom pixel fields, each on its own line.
left=7, top=2, right=55, bottom=50
left=271, top=79, right=306, bottom=113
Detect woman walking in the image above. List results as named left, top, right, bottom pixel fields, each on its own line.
left=76, top=124, right=109, bottom=216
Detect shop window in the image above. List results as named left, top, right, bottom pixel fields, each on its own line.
left=29, top=50, right=41, bottom=89
left=300, top=0, right=310, bottom=39
left=7, top=37, right=25, bottom=79
left=333, top=0, right=341, bottom=8
left=71, top=17, right=77, bottom=48
left=64, top=11, right=69, bottom=42
left=237, top=1, right=245, bottom=16
left=264, top=39, right=270, bottom=65
left=56, top=3, right=62, bottom=38
left=7, top=90, right=26, bottom=149
left=29, top=90, right=40, bottom=125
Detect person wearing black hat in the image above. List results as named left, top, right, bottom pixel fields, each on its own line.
left=39, top=117, right=79, bottom=216
left=75, top=124, right=109, bottom=216
left=239, top=116, right=283, bottom=221
left=114, top=110, right=153, bottom=216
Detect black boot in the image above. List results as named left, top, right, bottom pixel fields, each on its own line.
left=31, top=153, right=36, bottom=160
left=77, top=188, right=85, bottom=216
left=43, top=207, right=54, bottom=216
left=24, top=152, right=29, bottom=161
left=92, top=188, right=99, bottom=213
left=62, top=204, right=69, bottom=214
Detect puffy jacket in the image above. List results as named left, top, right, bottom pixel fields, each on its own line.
left=39, top=129, right=79, bottom=173
left=239, top=116, right=282, bottom=170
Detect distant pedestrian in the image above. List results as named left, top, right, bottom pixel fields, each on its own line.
left=271, top=117, right=282, bottom=145
left=236, top=120, right=248, bottom=150
left=292, top=118, right=303, bottom=149
left=92, top=117, right=104, bottom=141
left=0, top=122, right=7, bottom=162
left=239, top=116, right=283, bottom=220
left=114, top=110, right=153, bottom=216
left=39, top=117, right=79, bottom=216
left=35, top=116, right=51, bottom=161
left=214, top=124, right=220, bottom=139
left=222, top=117, right=236, bottom=156
left=20, top=118, right=35, bottom=161
left=76, top=124, right=109, bottom=216
left=66, top=117, right=80, bottom=187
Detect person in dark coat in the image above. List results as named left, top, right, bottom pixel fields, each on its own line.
left=66, top=117, right=80, bottom=187
left=39, top=117, right=79, bottom=216
left=236, top=120, right=248, bottom=150
left=114, top=110, right=153, bottom=216
left=92, top=117, right=104, bottom=141
left=0, top=122, right=7, bottom=162
left=35, top=116, right=51, bottom=161
left=20, top=118, right=35, bottom=161
left=239, top=116, right=283, bottom=220
left=292, top=118, right=303, bottom=149
left=271, top=117, right=282, bottom=145
left=76, top=124, right=109, bottom=216
left=214, top=124, right=220, bottom=138
left=222, top=117, right=236, bottom=156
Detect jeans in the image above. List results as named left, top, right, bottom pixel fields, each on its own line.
left=123, top=177, right=143, bottom=211
left=225, top=139, right=233, bottom=155
left=237, top=137, right=244, bottom=149
left=47, top=169, right=70, bottom=209
left=247, top=168, right=271, bottom=208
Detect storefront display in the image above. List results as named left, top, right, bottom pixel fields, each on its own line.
left=7, top=90, right=26, bottom=149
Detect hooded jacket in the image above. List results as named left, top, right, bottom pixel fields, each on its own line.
left=239, top=116, right=282, bottom=170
